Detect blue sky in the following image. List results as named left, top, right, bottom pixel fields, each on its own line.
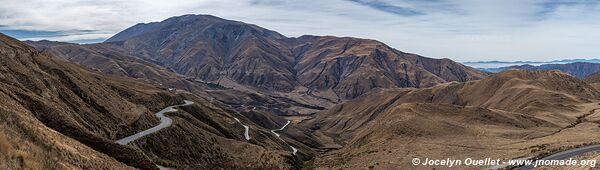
left=1, top=0, right=599, bottom=61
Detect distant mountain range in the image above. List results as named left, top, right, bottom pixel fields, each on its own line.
left=463, top=59, right=600, bottom=69
left=477, top=62, right=600, bottom=79
left=465, top=59, right=600, bottom=64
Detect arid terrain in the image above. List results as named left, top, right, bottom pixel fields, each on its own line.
left=302, top=70, right=600, bottom=169
left=0, top=33, right=302, bottom=169
left=2, top=14, right=600, bottom=170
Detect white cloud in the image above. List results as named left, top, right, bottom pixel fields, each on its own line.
left=0, top=0, right=599, bottom=61
left=22, top=33, right=114, bottom=42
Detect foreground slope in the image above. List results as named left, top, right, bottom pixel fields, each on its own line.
left=1, top=33, right=308, bottom=169
left=303, top=70, right=600, bottom=169
left=0, top=33, right=142, bottom=169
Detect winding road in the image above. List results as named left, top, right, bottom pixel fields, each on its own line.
left=115, top=99, right=297, bottom=170
left=271, top=120, right=290, bottom=137
left=271, top=120, right=298, bottom=155
left=512, top=108, right=600, bottom=170
left=232, top=118, right=298, bottom=155
left=233, top=117, right=250, bottom=140
left=515, top=144, right=600, bottom=170
left=115, top=100, right=194, bottom=145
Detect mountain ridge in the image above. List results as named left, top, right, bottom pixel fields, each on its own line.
left=480, top=62, right=600, bottom=79
left=101, top=14, right=486, bottom=99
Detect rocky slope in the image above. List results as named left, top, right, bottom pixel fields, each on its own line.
left=26, top=40, right=179, bottom=82
left=1, top=33, right=307, bottom=169
left=107, top=15, right=297, bottom=92
left=585, top=70, right=600, bottom=83
left=583, top=70, right=600, bottom=90
left=0, top=33, right=160, bottom=169
left=289, top=35, right=486, bottom=98
left=26, top=40, right=331, bottom=117
left=103, top=14, right=486, bottom=99
left=24, top=40, right=213, bottom=98
left=27, top=14, right=486, bottom=119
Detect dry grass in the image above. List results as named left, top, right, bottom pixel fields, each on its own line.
left=311, top=102, right=600, bottom=170
left=0, top=132, right=11, bottom=155
left=304, top=70, right=600, bottom=169
left=0, top=107, right=133, bottom=170
left=0, top=127, right=44, bottom=170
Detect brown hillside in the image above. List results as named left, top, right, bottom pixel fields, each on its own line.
left=302, top=70, right=600, bottom=169
left=584, top=70, right=600, bottom=90
left=103, top=14, right=486, bottom=99
left=291, top=35, right=486, bottom=98
left=1, top=33, right=306, bottom=169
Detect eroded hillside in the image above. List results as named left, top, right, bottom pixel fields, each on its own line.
left=302, top=70, right=600, bottom=169
left=0, top=33, right=310, bottom=169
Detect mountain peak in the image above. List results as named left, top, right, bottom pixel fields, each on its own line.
left=98, top=15, right=486, bottom=98
left=105, top=14, right=284, bottom=43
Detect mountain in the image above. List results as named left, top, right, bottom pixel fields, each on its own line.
left=462, top=60, right=546, bottom=70
left=480, top=62, right=600, bottom=79
left=16, top=15, right=489, bottom=168
left=0, top=35, right=136, bottom=169
left=585, top=70, right=600, bottom=83
left=107, top=15, right=297, bottom=91
left=584, top=70, right=600, bottom=91
left=102, top=14, right=486, bottom=99
left=479, top=64, right=536, bottom=72
left=23, top=40, right=220, bottom=99
left=6, top=13, right=600, bottom=170
left=0, top=33, right=308, bottom=169
left=26, top=14, right=486, bottom=119
left=302, top=70, right=600, bottom=169
left=552, top=59, right=600, bottom=63
left=25, top=40, right=333, bottom=118
left=289, top=35, right=485, bottom=98
left=26, top=40, right=175, bottom=79
left=463, top=59, right=600, bottom=70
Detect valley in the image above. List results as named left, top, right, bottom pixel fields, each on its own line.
left=1, top=13, right=600, bottom=170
